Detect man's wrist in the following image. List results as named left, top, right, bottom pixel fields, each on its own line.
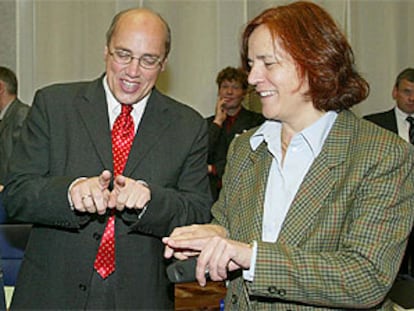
left=67, top=177, right=87, bottom=210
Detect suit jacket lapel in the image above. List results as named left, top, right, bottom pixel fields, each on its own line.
left=74, top=78, right=113, bottom=171
left=278, top=111, right=352, bottom=245
left=123, top=89, right=170, bottom=176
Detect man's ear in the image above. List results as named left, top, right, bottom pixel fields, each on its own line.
left=392, top=86, right=397, bottom=100
left=160, top=57, right=168, bottom=72
left=0, top=81, right=5, bottom=95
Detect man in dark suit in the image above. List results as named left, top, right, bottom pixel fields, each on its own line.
left=0, top=66, right=30, bottom=190
left=0, top=67, right=29, bottom=310
left=3, top=8, right=212, bottom=310
left=206, top=67, right=264, bottom=200
left=364, top=67, right=414, bottom=277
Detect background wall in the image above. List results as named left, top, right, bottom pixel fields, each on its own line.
left=1, top=0, right=413, bottom=117
left=0, top=0, right=16, bottom=73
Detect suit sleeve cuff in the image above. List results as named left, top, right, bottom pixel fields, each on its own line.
left=67, top=177, right=87, bottom=210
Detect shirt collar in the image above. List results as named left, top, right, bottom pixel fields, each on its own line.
left=395, top=106, right=412, bottom=120
left=250, top=111, right=338, bottom=156
left=102, top=75, right=151, bottom=115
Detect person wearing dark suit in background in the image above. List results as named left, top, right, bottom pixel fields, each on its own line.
left=0, top=66, right=30, bottom=192
left=3, top=8, right=212, bottom=310
left=0, top=67, right=29, bottom=310
left=206, top=67, right=264, bottom=200
left=164, top=2, right=414, bottom=309
left=364, top=68, right=414, bottom=278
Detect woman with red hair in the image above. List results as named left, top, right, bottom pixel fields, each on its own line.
left=164, top=2, right=414, bottom=309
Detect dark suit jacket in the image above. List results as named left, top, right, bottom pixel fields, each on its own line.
left=0, top=99, right=30, bottom=184
left=363, top=108, right=398, bottom=134
left=213, top=110, right=414, bottom=310
left=3, top=77, right=212, bottom=309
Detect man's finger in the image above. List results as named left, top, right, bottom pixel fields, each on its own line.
left=98, top=170, right=112, bottom=188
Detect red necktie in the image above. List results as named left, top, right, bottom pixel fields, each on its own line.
left=225, top=115, right=236, bottom=133
left=94, top=104, right=135, bottom=279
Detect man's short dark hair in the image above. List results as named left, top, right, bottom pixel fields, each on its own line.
left=395, top=68, right=414, bottom=88
left=0, top=66, right=18, bottom=95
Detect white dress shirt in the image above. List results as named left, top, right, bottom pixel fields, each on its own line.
left=394, top=106, right=411, bottom=143
left=103, top=76, right=149, bottom=132
left=243, top=111, right=338, bottom=281
left=68, top=77, right=151, bottom=208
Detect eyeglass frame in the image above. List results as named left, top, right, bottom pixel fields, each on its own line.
left=107, top=48, right=165, bottom=70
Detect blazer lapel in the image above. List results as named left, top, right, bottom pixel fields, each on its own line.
left=277, top=111, right=353, bottom=245
left=237, top=141, right=272, bottom=243
left=74, top=78, right=113, bottom=171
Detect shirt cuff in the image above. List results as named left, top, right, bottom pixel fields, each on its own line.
left=243, top=240, right=257, bottom=281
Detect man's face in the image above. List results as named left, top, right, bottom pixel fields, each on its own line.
left=393, top=79, right=414, bottom=114
left=104, top=11, right=168, bottom=105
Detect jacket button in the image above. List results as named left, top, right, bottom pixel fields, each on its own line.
left=231, top=294, right=238, bottom=304
left=93, top=232, right=101, bottom=240
left=78, top=284, right=87, bottom=291
left=268, top=286, right=277, bottom=294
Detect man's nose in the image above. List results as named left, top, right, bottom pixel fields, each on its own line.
left=125, top=58, right=142, bottom=76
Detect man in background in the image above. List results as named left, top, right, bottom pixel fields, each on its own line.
left=0, top=66, right=29, bottom=311
left=3, top=8, right=211, bottom=309
left=0, top=66, right=30, bottom=191
left=364, top=67, right=414, bottom=277
left=206, top=66, right=264, bottom=200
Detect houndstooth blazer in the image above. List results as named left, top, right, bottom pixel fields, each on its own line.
left=212, top=109, right=414, bottom=310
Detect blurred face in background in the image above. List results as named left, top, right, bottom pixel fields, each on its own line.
left=218, top=79, right=246, bottom=111
left=393, top=79, right=414, bottom=115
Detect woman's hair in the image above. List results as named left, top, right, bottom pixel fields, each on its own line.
left=241, top=1, right=369, bottom=111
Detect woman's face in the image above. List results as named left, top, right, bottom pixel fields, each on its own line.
left=247, top=25, right=314, bottom=126
left=218, top=79, right=246, bottom=111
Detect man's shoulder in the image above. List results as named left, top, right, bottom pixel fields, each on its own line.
left=10, top=99, right=30, bottom=111
left=363, top=108, right=395, bottom=121
left=41, top=78, right=100, bottom=93
left=151, top=89, right=204, bottom=120
left=362, top=108, right=397, bottom=132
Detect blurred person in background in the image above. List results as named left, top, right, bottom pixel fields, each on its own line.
left=206, top=66, right=264, bottom=200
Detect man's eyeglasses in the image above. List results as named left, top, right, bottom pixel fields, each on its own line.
left=108, top=49, right=163, bottom=70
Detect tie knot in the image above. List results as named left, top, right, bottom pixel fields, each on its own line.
left=120, top=104, right=133, bottom=116
left=407, top=116, right=414, bottom=124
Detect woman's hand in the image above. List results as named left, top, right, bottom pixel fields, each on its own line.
left=163, top=224, right=253, bottom=286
